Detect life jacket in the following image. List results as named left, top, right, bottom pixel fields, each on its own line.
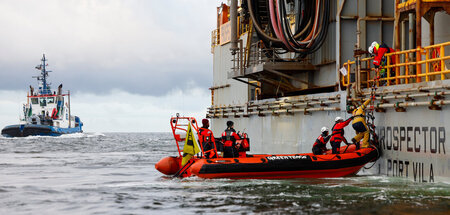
left=222, top=128, right=237, bottom=147
left=352, top=108, right=365, bottom=119
left=313, top=134, right=327, bottom=148
left=199, top=127, right=213, bottom=144
left=199, top=127, right=217, bottom=158
left=332, top=123, right=344, bottom=136
left=373, top=43, right=395, bottom=68
left=330, top=118, right=351, bottom=142
left=352, top=98, right=372, bottom=123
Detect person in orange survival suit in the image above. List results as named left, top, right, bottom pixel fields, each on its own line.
left=198, top=119, right=217, bottom=159
left=312, top=127, right=331, bottom=155
left=330, top=116, right=354, bottom=154
left=221, top=121, right=241, bottom=158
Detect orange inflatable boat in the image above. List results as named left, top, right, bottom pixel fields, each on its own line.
left=155, top=116, right=381, bottom=179
left=187, top=145, right=379, bottom=179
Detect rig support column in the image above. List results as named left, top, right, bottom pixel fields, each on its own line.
left=230, top=0, right=238, bottom=55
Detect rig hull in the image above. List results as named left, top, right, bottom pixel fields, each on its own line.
left=208, top=1, right=450, bottom=182
left=209, top=81, right=450, bottom=183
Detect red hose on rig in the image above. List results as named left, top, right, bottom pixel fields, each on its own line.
left=269, top=0, right=289, bottom=49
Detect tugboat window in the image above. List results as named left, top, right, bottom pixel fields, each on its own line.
left=31, top=98, right=38, bottom=104
left=47, top=97, right=55, bottom=104
left=39, top=98, right=47, bottom=106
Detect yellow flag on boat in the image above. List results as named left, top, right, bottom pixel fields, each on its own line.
left=181, top=122, right=201, bottom=166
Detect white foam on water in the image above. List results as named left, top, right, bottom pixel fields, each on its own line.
left=58, top=132, right=105, bottom=138
left=0, top=132, right=105, bottom=140
left=311, top=203, right=321, bottom=208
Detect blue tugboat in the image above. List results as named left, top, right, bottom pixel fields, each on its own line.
left=1, top=54, right=83, bottom=137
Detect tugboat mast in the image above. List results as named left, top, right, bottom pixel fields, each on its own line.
left=34, top=54, right=52, bottom=95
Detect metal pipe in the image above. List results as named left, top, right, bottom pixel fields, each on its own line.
left=409, top=13, right=415, bottom=51
left=68, top=90, right=71, bottom=128
left=416, top=0, right=422, bottom=48
left=211, top=106, right=341, bottom=117
left=356, top=17, right=396, bottom=47
left=266, top=100, right=340, bottom=110
left=394, top=0, right=400, bottom=50
left=429, top=12, right=435, bottom=45
left=239, top=39, right=243, bottom=74
left=211, top=94, right=341, bottom=110
left=355, top=16, right=395, bottom=94
left=372, top=91, right=449, bottom=100
left=400, top=17, right=406, bottom=83
left=230, top=0, right=238, bottom=55
left=376, top=100, right=450, bottom=108
left=336, top=0, right=346, bottom=86
left=253, top=107, right=340, bottom=115
left=249, top=95, right=341, bottom=106
left=280, top=94, right=341, bottom=102
left=348, top=91, right=449, bottom=102
left=361, top=85, right=450, bottom=95
left=209, top=99, right=450, bottom=118
left=208, top=93, right=342, bottom=113
left=210, top=99, right=341, bottom=115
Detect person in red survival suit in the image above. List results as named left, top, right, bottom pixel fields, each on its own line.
left=330, top=116, right=354, bottom=154
left=369, top=41, right=396, bottom=81
left=312, top=127, right=331, bottom=155
left=198, top=119, right=217, bottom=159
left=221, top=121, right=241, bottom=158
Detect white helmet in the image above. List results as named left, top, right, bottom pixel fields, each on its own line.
left=321, top=127, right=329, bottom=133
left=335, top=116, right=343, bottom=122
left=368, top=41, right=379, bottom=54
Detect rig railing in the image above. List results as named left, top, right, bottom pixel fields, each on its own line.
left=211, top=16, right=250, bottom=52
left=230, top=40, right=313, bottom=78
left=341, top=41, right=450, bottom=88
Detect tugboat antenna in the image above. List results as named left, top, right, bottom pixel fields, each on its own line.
left=34, top=54, right=52, bottom=95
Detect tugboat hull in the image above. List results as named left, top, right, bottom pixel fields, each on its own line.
left=1, top=124, right=82, bottom=137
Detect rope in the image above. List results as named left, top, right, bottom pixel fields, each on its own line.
left=362, top=68, right=381, bottom=171
left=363, top=146, right=380, bottom=170
left=367, top=68, right=379, bottom=127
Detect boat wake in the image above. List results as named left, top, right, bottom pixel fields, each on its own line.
left=0, top=132, right=104, bottom=140
left=57, top=132, right=105, bottom=138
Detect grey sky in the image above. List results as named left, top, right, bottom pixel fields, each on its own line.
left=0, top=0, right=220, bottom=95
left=0, top=0, right=225, bottom=132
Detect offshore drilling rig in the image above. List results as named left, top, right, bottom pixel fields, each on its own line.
left=208, top=0, right=450, bottom=182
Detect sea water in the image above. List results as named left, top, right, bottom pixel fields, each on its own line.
left=0, top=133, right=448, bottom=214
